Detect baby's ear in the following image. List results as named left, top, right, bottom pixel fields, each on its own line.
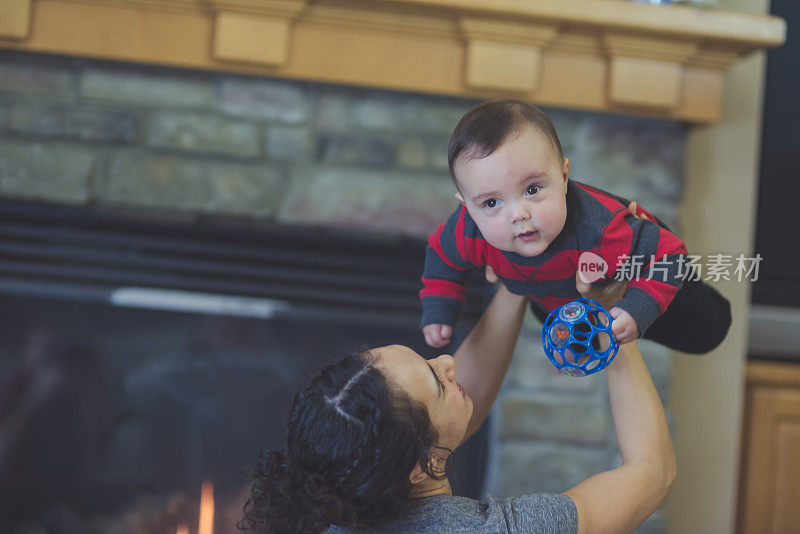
left=455, top=191, right=465, bottom=205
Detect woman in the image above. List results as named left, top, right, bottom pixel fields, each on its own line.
left=242, top=261, right=676, bottom=532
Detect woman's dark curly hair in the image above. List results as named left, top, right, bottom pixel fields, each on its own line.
left=240, top=348, right=450, bottom=533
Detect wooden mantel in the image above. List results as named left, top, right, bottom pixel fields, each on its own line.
left=0, top=0, right=786, bottom=122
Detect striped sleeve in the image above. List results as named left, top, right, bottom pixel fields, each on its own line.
left=420, top=206, right=476, bottom=328
left=599, top=209, right=688, bottom=335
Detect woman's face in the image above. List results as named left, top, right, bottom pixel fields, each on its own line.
left=373, top=345, right=473, bottom=452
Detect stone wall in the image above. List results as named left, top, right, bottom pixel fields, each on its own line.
left=0, top=49, right=683, bottom=533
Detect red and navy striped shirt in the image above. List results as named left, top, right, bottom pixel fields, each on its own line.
left=420, top=180, right=688, bottom=335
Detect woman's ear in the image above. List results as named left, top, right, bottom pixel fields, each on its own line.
left=408, top=463, right=429, bottom=485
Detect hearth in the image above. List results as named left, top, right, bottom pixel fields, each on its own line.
left=0, top=200, right=488, bottom=533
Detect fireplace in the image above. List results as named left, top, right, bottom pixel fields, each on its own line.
left=0, top=46, right=691, bottom=533
left=0, top=200, right=488, bottom=532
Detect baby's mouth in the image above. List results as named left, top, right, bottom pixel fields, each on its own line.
left=517, top=230, right=539, bottom=240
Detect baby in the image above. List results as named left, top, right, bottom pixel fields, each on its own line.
left=420, top=100, right=731, bottom=353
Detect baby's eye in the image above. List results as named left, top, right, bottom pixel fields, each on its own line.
left=483, top=198, right=497, bottom=208
left=525, top=185, right=540, bottom=196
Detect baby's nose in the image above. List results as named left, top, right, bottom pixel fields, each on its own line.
left=511, top=203, right=531, bottom=223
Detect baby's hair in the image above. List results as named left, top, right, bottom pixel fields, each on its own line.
left=448, top=99, right=564, bottom=186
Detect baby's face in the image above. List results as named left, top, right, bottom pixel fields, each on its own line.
left=453, top=124, right=569, bottom=257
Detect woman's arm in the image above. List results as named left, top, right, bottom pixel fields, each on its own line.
left=455, top=273, right=528, bottom=444
left=563, top=341, right=676, bottom=534
left=562, top=204, right=676, bottom=534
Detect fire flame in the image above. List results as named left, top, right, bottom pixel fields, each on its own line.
left=176, top=480, right=214, bottom=534
left=199, top=481, right=215, bottom=534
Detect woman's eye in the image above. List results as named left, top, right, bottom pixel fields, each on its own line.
left=483, top=198, right=497, bottom=208
left=435, top=371, right=446, bottom=390
left=525, top=185, right=540, bottom=196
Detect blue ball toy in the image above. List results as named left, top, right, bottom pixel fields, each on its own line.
left=541, top=298, right=619, bottom=377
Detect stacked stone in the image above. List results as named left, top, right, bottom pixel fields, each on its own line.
left=0, top=51, right=683, bottom=234
left=0, top=51, right=469, bottom=235
left=0, top=50, right=684, bottom=533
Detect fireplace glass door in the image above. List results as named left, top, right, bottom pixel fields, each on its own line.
left=0, top=201, right=488, bottom=533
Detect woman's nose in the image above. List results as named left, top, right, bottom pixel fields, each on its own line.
left=434, top=354, right=456, bottom=380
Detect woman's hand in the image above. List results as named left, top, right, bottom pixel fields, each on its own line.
left=575, top=276, right=628, bottom=310
left=575, top=200, right=650, bottom=340
left=484, top=264, right=500, bottom=284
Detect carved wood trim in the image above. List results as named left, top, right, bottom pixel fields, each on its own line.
left=0, top=0, right=786, bottom=122
left=209, top=0, right=306, bottom=66
left=0, top=0, right=32, bottom=40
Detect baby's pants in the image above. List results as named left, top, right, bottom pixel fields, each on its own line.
left=529, top=279, right=732, bottom=354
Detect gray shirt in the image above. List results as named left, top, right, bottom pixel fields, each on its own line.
left=326, top=492, right=578, bottom=533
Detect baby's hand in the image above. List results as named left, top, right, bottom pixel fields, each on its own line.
left=609, top=307, right=639, bottom=344
left=423, top=323, right=453, bottom=348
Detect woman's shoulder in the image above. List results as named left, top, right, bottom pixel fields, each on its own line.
left=326, top=492, right=577, bottom=534
left=491, top=492, right=578, bottom=533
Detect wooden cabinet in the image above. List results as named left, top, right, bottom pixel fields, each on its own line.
left=738, top=361, right=800, bottom=534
